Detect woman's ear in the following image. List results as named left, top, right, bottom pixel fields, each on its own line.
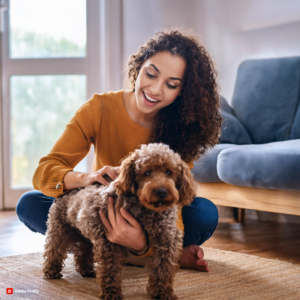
left=114, top=154, right=136, bottom=195
left=177, top=161, right=197, bottom=207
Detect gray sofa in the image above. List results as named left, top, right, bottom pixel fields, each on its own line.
left=192, top=57, right=300, bottom=219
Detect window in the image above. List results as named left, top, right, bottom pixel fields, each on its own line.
left=1, top=0, right=100, bottom=208
left=10, top=0, right=86, bottom=58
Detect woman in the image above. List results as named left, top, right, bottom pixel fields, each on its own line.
left=16, top=29, right=222, bottom=272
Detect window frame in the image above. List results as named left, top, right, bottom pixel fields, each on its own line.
left=1, top=0, right=101, bottom=208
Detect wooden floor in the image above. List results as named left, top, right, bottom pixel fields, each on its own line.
left=0, top=210, right=299, bottom=265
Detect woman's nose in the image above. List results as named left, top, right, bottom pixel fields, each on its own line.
left=150, top=81, right=163, bottom=96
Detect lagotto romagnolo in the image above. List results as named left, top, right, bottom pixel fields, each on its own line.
left=43, top=143, right=196, bottom=300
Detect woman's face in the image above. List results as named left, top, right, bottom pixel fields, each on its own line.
left=134, top=51, right=186, bottom=115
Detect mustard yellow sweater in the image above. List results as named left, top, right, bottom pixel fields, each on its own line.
left=33, top=89, right=194, bottom=257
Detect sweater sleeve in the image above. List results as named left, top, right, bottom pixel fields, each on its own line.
left=32, top=94, right=101, bottom=198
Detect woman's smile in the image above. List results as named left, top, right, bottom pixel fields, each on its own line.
left=143, top=91, right=161, bottom=106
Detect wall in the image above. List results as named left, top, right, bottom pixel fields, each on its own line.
left=121, top=0, right=201, bottom=88
left=197, top=0, right=300, bottom=102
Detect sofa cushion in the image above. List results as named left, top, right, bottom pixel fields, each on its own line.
left=290, top=102, right=300, bottom=140
left=231, top=57, right=300, bottom=144
left=219, top=96, right=252, bottom=145
left=220, top=95, right=235, bottom=115
left=217, top=139, right=300, bottom=191
left=192, top=144, right=237, bottom=183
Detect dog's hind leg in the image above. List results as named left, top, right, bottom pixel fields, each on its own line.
left=93, top=238, right=127, bottom=300
left=71, top=234, right=96, bottom=278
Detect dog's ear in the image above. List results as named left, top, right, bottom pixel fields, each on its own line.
left=114, top=154, right=136, bottom=195
left=177, top=161, right=197, bottom=207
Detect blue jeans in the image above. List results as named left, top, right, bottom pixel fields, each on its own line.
left=16, top=190, right=219, bottom=247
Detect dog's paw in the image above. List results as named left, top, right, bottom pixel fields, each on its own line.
left=99, top=294, right=124, bottom=300
left=149, top=292, right=178, bottom=300
left=99, top=288, right=124, bottom=300
left=43, top=271, right=63, bottom=279
left=79, top=269, right=96, bottom=278
left=161, top=293, right=178, bottom=300
left=147, top=286, right=177, bottom=300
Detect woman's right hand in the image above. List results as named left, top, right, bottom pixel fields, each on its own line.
left=83, top=166, right=120, bottom=187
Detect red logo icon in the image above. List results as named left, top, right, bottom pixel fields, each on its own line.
left=7, top=288, right=13, bottom=294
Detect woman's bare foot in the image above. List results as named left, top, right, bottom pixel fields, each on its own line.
left=179, top=244, right=209, bottom=272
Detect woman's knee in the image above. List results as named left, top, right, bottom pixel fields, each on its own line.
left=16, top=190, right=54, bottom=234
left=198, top=197, right=219, bottom=226
left=16, top=190, right=40, bottom=221
left=183, top=197, right=219, bottom=227
left=182, top=197, right=219, bottom=246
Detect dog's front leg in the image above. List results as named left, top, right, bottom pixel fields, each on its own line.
left=146, top=229, right=183, bottom=300
left=43, top=204, right=72, bottom=279
left=93, top=237, right=126, bottom=300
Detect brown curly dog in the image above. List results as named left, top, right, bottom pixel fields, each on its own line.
left=43, top=143, right=196, bottom=300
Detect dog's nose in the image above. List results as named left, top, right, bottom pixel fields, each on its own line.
left=155, top=187, right=168, bottom=199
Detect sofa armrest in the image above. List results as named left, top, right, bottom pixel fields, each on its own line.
left=192, top=143, right=237, bottom=183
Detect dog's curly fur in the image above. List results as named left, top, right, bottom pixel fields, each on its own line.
left=43, top=143, right=196, bottom=300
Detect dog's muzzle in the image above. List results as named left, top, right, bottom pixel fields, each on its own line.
left=155, top=187, right=168, bottom=199
left=152, top=187, right=173, bottom=208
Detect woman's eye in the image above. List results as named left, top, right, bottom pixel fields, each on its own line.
left=166, top=170, right=172, bottom=175
left=144, top=171, right=151, bottom=176
left=147, top=72, right=177, bottom=89
left=167, top=84, right=177, bottom=89
left=146, top=72, right=155, bottom=78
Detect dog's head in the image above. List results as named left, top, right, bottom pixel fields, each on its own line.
left=114, top=143, right=197, bottom=212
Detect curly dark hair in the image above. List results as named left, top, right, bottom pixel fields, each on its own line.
left=126, top=29, right=222, bottom=164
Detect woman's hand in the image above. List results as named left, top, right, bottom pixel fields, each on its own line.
left=99, top=197, right=148, bottom=251
left=84, top=166, right=120, bottom=187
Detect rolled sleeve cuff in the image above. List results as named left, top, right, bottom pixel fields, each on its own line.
left=42, top=168, right=73, bottom=198
left=128, top=234, right=155, bottom=258
left=128, top=246, right=155, bottom=258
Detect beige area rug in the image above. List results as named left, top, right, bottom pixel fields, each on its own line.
left=0, top=247, right=299, bottom=300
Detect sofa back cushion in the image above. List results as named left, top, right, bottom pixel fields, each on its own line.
left=231, top=57, right=300, bottom=144
left=290, top=103, right=300, bottom=140
left=219, top=96, right=252, bottom=144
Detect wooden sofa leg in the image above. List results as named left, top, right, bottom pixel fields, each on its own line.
left=239, top=208, right=245, bottom=223
left=233, top=208, right=245, bottom=223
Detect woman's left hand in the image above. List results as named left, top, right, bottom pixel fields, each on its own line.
left=99, top=197, right=147, bottom=251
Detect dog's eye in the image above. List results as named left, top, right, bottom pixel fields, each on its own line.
left=166, top=170, right=172, bottom=175
left=144, top=171, right=151, bottom=176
